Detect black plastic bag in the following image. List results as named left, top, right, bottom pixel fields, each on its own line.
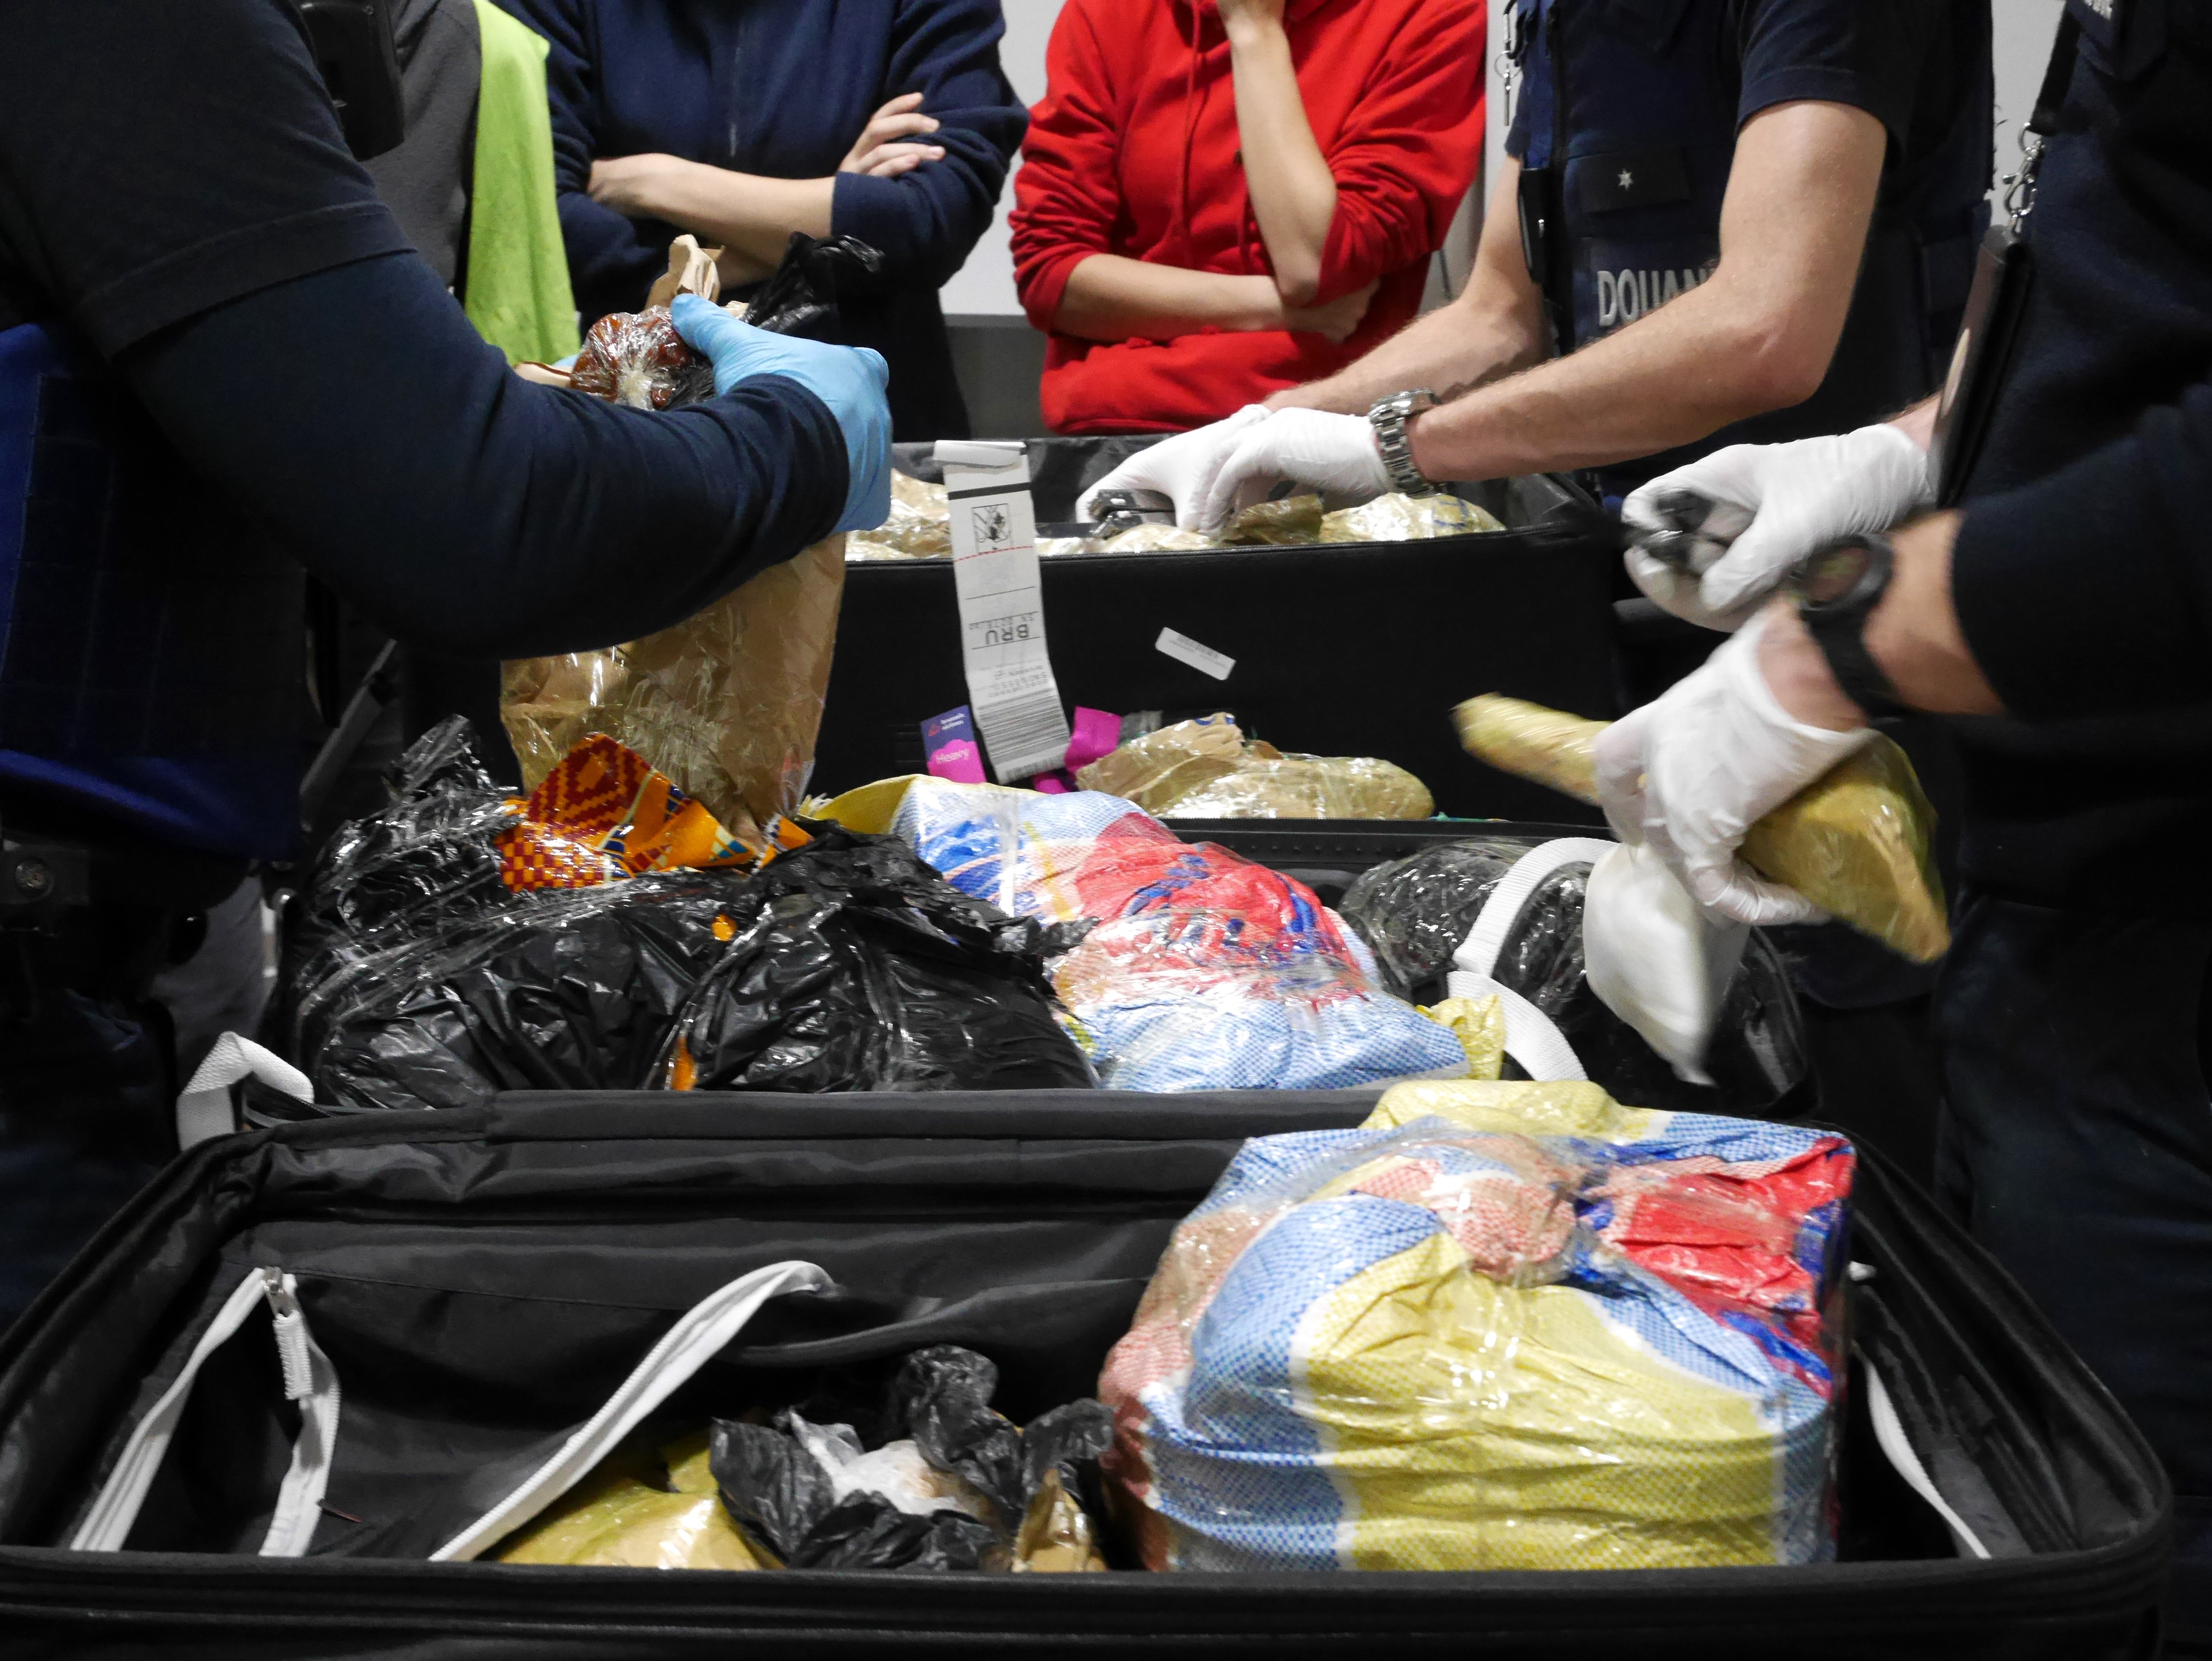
left=709, top=1345, right=1110, bottom=1574
left=1340, top=838, right=1809, bottom=1116
left=299, top=874, right=744, bottom=1112
left=670, top=823, right=1093, bottom=1092
left=742, top=232, right=886, bottom=340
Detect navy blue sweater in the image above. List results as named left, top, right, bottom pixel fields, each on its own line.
left=502, top=0, right=1025, bottom=441
left=1946, top=2, right=2212, bottom=917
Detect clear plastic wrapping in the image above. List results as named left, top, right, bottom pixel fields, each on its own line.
left=1339, top=834, right=1808, bottom=1115
left=891, top=779, right=1466, bottom=1091
left=567, top=306, right=716, bottom=411
left=1100, top=1085, right=1853, bottom=1572
left=844, top=474, right=953, bottom=560
left=1074, top=715, right=1434, bottom=821
left=1454, top=694, right=1950, bottom=961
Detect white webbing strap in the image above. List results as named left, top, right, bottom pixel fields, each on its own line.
left=176, top=1032, right=313, bottom=1151
left=72, top=1267, right=340, bottom=1556
left=1445, top=838, right=1616, bottom=1084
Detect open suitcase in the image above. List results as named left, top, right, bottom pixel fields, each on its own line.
left=815, top=438, right=1619, bottom=821
left=0, top=1092, right=2168, bottom=1660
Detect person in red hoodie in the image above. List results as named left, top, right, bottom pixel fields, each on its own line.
left=1009, top=0, right=1484, bottom=435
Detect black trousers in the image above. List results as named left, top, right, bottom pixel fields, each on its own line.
left=1936, top=887, right=2212, bottom=1644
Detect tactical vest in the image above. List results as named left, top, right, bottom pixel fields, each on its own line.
left=1511, top=0, right=1993, bottom=502
left=0, top=319, right=306, bottom=860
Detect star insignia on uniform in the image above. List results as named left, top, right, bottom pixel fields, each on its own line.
left=1617, top=169, right=1634, bottom=190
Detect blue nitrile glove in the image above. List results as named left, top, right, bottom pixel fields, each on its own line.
left=670, top=293, right=891, bottom=534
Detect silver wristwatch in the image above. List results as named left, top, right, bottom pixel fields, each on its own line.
left=1368, top=390, right=1440, bottom=497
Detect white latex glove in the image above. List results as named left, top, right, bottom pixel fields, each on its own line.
left=1075, top=405, right=1270, bottom=530
left=1620, top=423, right=1933, bottom=631
left=1592, top=614, right=1876, bottom=927
left=1197, top=408, right=1392, bottom=536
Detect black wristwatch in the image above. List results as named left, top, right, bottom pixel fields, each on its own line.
left=1790, top=533, right=1908, bottom=720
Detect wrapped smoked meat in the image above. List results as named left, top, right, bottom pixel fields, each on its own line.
left=1319, top=492, right=1504, bottom=542
left=567, top=235, right=722, bottom=410
left=1076, top=714, right=1434, bottom=820
left=1454, top=693, right=1949, bottom=961
left=497, top=1435, right=761, bottom=1570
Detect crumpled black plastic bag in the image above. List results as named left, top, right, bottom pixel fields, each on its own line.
left=300, top=874, right=743, bottom=1112
left=709, top=1345, right=1110, bottom=1574
left=741, top=232, right=887, bottom=341
left=1340, top=837, right=1809, bottom=1116
left=670, top=822, right=1093, bottom=1092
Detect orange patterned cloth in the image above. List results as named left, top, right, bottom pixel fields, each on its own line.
left=496, top=733, right=762, bottom=893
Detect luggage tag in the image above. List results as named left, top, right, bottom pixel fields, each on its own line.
left=1930, top=13, right=2080, bottom=505
left=937, top=441, right=1073, bottom=783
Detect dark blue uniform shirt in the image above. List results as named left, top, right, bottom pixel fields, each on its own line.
left=500, top=0, right=1027, bottom=440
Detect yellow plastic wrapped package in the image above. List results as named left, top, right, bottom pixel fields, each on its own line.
left=502, top=536, right=845, bottom=844
left=1076, top=715, right=1434, bottom=820
left=1100, top=1092, right=1854, bottom=1572
left=1454, top=693, right=1949, bottom=961
left=496, top=1434, right=761, bottom=1570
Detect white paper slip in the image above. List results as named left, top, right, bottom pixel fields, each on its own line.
left=1156, top=627, right=1236, bottom=682
left=939, top=442, right=1072, bottom=782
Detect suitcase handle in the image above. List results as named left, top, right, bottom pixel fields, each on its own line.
left=1444, top=838, right=1614, bottom=1082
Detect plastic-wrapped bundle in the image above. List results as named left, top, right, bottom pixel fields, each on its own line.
left=1455, top=694, right=1949, bottom=962
left=567, top=307, right=716, bottom=410
left=1339, top=836, right=1808, bottom=1115
left=1076, top=715, right=1433, bottom=820
left=1319, top=492, right=1504, bottom=541
left=845, top=474, right=953, bottom=560
left=1100, top=1083, right=1852, bottom=1572
left=892, top=779, right=1466, bottom=1091
left=666, top=823, right=1094, bottom=1092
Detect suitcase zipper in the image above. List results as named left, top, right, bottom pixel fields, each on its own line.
left=69, top=1266, right=342, bottom=1557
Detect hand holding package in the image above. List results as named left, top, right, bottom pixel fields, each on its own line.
left=1198, top=408, right=1392, bottom=536
left=670, top=292, right=891, bottom=534
left=1073, top=405, right=1270, bottom=529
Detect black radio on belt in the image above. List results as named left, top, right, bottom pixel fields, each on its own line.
left=288, top=0, right=407, bottom=161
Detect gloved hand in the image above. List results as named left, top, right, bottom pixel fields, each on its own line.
left=1592, top=613, right=1875, bottom=926
left=671, top=292, right=892, bottom=534
left=1197, top=408, right=1391, bottom=536
left=1620, top=423, right=1932, bottom=631
left=1074, top=405, right=1270, bottom=530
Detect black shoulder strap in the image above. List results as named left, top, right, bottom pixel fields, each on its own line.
left=2029, top=12, right=2082, bottom=139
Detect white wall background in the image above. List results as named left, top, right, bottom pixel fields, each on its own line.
left=943, top=0, right=2071, bottom=319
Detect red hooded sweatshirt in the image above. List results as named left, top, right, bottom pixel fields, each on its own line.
left=1011, top=0, right=1484, bottom=435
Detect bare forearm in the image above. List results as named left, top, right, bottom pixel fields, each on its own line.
left=1054, top=255, right=1282, bottom=343
left=1277, top=287, right=1543, bottom=413
left=1224, top=13, right=1335, bottom=303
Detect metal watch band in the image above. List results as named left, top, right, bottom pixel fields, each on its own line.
left=1796, top=535, right=1909, bottom=721
left=1368, top=391, right=1439, bottom=498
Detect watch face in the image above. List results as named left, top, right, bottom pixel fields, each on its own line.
left=1799, top=540, right=1875, bottom=606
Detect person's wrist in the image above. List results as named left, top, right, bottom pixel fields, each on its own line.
left=1231, top=274, right=1288, bottom=332
left=1755, top=599, right=1869, bottom=732
left=1222, top=13, right=1286, bottom=52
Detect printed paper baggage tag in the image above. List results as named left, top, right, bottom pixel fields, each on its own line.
left=939, top=442, right=1072, bottom=783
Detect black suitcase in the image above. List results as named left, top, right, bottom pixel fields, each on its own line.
left=816, top=439, right=1619, bottom=821
left=0, top=1093, right=2168, bottom=1659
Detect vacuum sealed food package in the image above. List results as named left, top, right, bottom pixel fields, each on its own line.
left=891, top=778, right=1466, bottom=1091
left=1101, top=1083, right=1852, bottom=1572
left=1320, top=492, right=1504, bottom=541
left=1456, top=695, right=1949, bottom=961
left=845, top=473, right=953, bottom=560
left=1075, top=715, right=1433, bottom=820
left=1339, top=834, right=1805, bottom=1114
left=497, top=1434, right=761, bottom=1570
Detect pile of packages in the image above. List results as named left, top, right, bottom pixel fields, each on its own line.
left=280, top=722, right=1092, bottom=1111
left=846, top=484, right=1505, bottom=561
left=498, top=1346, right=1112, bottom=1574
left=883, top=778, right=1468, bottom=1091
left=1101, top=1080, right=1853, bottom=1571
